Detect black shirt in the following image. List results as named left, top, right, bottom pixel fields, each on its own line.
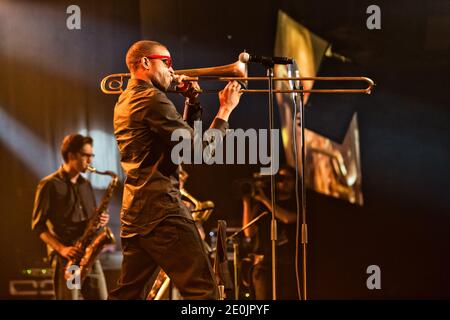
left=31, top=167, right=96, bottom=254
left=113, top=78, right=229, bottom=237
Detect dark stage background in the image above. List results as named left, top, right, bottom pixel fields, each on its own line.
left=0, top=0, right=449, bottom=299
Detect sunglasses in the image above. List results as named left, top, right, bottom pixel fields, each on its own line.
left=79, top=152, right=95, bottom=159
left=146, top=55, right=173, bottom=69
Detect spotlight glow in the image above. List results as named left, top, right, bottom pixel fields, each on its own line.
left=78, top=129, right=122, bottom=189
left=0, top=107, right=54, bottom=178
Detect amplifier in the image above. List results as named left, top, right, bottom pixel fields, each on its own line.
left=9, top=268, right=54, bottom=299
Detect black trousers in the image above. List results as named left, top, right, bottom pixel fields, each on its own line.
left=109, top=216, right=218, bottom=300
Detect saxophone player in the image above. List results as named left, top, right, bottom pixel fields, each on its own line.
left=31, top=133, right=110, bottom=300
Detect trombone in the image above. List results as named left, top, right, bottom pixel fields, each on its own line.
left=100, top=56, right=375, bottom=95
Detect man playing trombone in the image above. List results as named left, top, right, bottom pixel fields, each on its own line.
left=109, top=40, right=242, bottom=299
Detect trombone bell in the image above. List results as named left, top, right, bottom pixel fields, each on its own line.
left=175, top=60, right=247, bottom=78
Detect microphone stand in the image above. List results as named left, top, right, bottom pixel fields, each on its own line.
left=248, top=57, right=296, bottom=300
left=266, top=65, right=278, bottom=301
left=226, top=211, right=269, bottom=300
left=293, top=75, right=308, bottom=300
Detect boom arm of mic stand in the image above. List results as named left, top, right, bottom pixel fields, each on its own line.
left=226, top=211, right=270, bottom=242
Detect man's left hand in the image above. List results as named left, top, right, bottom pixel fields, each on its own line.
left=173, top=74, right=201, bottom=101
left=99, top=212, right=110, bottom=227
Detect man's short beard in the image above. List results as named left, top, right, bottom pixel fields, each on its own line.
left=148, top=76, right=167, bottom=92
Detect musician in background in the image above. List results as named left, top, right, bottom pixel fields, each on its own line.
left=109, top=40, right=242, bottom=300
left=241, top=165, right=298, bottom=299
left=31, top=133, right=109, bottom=300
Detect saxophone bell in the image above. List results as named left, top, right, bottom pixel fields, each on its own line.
left=180, top=188, right=215, bottom=223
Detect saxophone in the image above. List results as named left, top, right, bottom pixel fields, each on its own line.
left=64, top=166, right=118, bottom=282
left=180, top=187, right=215, bottom=223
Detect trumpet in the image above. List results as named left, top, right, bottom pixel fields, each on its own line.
left=100, top=54, right=375, bottom=95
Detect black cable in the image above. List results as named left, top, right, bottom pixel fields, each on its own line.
left=291, top=72, right=302, bottom=300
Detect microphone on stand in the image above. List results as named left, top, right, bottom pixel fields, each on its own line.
left=324, top=45, right=352, bottom=63
left=239, top=52, right=293, bottom=66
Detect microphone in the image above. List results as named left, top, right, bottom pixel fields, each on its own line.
left=324, top=45, right=352, bottom=63
left=239, top=52, right=293, bottom=66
